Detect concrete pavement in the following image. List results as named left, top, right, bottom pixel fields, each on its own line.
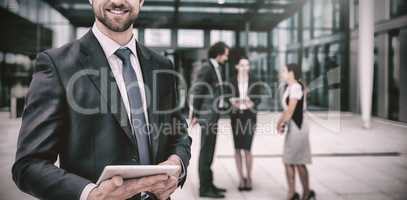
left=1, top=112, right=407, bottom=200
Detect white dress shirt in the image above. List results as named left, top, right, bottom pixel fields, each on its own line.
left=209, top=59, right=224, bottom=108
left=80, top=24, right=150, bottom=200
left=80, top=25, right=184, bottom=200
left=237, top=78, right=249, bottom=110
left=92, top=24, right=150, bottom=125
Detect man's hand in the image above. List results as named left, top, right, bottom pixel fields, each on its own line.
left=245, top=99, right=254, bottom=109
left=150, top=175, right=178, bottom=200
left=231, top=101, right=240, bottom=108
left=87, top=175, right=168, bottom=200
left=152, top=155, right=183, bottom=200
left=159, top=155, right=182, bottom=180
left=190, top=117, right=199, bottom=127
left=277, top=121, right=286, bottom=135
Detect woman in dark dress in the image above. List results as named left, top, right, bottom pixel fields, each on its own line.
left=228, top=48, right=261, bottom=191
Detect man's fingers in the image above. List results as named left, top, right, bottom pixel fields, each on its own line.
left=165, top=176, right=178, bottom=189
left=151, top=175, right=172, bottom=192
left=127, top=174, right=168, bottom=186
left=125, top=175, right=177, bottom=200
left=158, top=184, right=178, bottom=200
left=190, top=118, right=198, bottom=126
left=150, top=181, right=168, bottom=194
left=112, top=176, right=124, bottom=187
left=125, top=174, right=169, bottom=194
left=99, top=176, right=123, bottom=193
left=153, top=176, right=178, bottom=199
left=141, top=174, right=169, bottom=185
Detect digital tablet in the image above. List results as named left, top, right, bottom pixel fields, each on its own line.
left=96, top=165, right=180, bottom=185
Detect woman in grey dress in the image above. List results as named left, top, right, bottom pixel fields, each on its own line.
left=277, top=63, right=315, bottom=200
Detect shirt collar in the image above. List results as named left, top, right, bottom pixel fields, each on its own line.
left=209, top=58, right=220, bottom=68
left=92, top=24, right=137, bottom=58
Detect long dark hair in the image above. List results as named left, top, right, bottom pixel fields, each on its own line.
left=285, top=63, right=306, bottom=92
left=285, top=63, right=306, bottom=128
left=229, top=48, right=250, bottom=81
left=229, top=48, right=248, bottom=68
left=286, top=63, right=302, bottom=81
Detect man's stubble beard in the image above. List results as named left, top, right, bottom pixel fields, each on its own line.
left=95, top=8, right=138, bottom=32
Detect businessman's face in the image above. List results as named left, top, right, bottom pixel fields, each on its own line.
left=218, top=48, right=229, bottom=65
left=91, top=0, right=144, bottom=32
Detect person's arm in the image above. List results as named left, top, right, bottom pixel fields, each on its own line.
left=12, top=52, right=92, bottom=200
left=277, top=98, right=299, bottom=127
left=167, top=60, right=192, bottom=186
left=80, top=184, right=97, bottom=200
left=277, top=84, right=303, bottom=133
left=189, top=64, right=211, bottom=119
left=160, top=57, right=192, bottom=186
left=165, top=127, right=191, bottom=187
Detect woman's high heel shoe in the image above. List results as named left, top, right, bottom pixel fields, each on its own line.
left=304, top=190, right=316, bottom=200
left=238, top=179, right=246, bottom=191
left=244, top=178, right=252, bottom=191
left=289, top=192, right=300, bottom=200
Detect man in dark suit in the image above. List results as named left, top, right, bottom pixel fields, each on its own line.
left=190, top=42, right=229, bottom=198
left=12, top=0, right=192, bottom=200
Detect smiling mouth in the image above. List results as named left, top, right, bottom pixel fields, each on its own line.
left=106, top=8, right=129, bottom=16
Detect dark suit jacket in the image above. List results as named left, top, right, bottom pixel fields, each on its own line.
left=190, top=60, right=224, bottom=123
left=12, top=31, right=192, bottom=200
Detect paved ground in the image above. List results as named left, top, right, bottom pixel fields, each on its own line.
left=1, top=111, right=407, bottom=200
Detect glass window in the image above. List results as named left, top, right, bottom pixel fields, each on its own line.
left=303, top=1, right=312, bottom=40
left=354, top=0, right=359, bottom=28
left=177, top=29, right=204, bottom=48
left=251, top=32, right=267, bottom=48
left=373, top=36, right=380, bottom=116
left=289, top=13, right=299, bottom=44
left=286, top=51, right=299, bottom=64
left=248, top=52, right=268, bottom=81
left=145, top=29, right=171, bottom=47
left=388, top=31, right=400, bottom=120
left=391, top=0, right=407, bottom=18
left=210, top=30, right=235, bottom=47
left=374, top=0, right=388, bottom=23
left=133, top=29, right=138, bottom=40
left=240, top=31, right=267, bottom=48
left=5, top=53, right=16, bottom=64
left=76, top=27, right=90, bottom=39
left=333, top=0, right=341, bottom=30
left=313, top=0, right=334, bottom=37
left=179, top=6, right=245, bottom=14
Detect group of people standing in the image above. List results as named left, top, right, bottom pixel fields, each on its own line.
left=190, top=42, right=316, bottom=200
left=11, top=0, right=315, bottom=199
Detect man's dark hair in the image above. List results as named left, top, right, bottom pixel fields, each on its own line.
left=208, top=42, right=229, bottom=59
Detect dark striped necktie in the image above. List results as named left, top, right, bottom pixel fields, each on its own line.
left=115, top=47, right=151, bottom=165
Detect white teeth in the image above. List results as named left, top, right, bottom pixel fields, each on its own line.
left=111, top=10, right=124, bottom=14
left=108, top=9, right=127, bottom=15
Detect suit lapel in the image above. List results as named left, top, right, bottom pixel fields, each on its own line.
left=209, top=61, right=220, bottom=83
left=135, top=41, right=160, bottom=163
left=78, top=31, right=136, bottom=147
